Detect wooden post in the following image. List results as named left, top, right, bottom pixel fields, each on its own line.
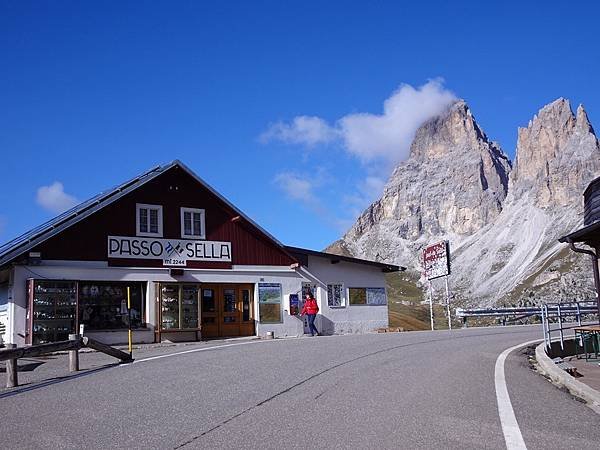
left=5, top=343, right=18, bottom=388
left=68, top=334, right=80, bottom=372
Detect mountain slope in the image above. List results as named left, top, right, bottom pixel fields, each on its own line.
left=330, top=98, right=600, bottom=307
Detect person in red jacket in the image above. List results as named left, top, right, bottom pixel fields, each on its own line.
left=301, top=291, right=320, bottom=336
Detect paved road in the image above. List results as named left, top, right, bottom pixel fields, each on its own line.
left=1, top=326, right=599, bottom=449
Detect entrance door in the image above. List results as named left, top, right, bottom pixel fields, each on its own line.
left=200, top=284, right=255, bottom=338
left=201, top=285, right=219, bottom=339
left=301, top=282, right=318, bottom=334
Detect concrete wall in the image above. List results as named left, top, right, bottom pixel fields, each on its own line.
left=301, top=255, right=389, bottom=335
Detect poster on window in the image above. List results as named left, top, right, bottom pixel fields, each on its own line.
left=367, top=288, right=387, bottom=305
left=258, top=283, right=282, bottom=303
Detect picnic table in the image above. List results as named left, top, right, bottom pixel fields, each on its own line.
left=574, top=325, right=600, bottom=361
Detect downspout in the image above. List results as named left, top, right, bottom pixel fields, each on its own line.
left=567, top=238, right=600, bottom=325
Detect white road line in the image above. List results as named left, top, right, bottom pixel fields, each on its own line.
left=125, top=339, right=280, bottom=365
left=495, top=339, right=541, bottom=450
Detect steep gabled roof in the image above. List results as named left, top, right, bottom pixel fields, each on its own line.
left=0, top=160, right=291, bottom=268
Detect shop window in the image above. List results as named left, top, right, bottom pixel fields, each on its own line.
left=180, top=207, right=205, bottom=239
left=160, top=284, right=200, bottom=330
left=258, top=283, right=282, bottom=323
left=79, top=282, right=145, bottom=331
left=136, top=203, right=163, bottom=237
left=349, top=287, right=387, bottom=306
left=31, top=281, right=77, bottom=344
left=327, top=283, right=345, bottom=307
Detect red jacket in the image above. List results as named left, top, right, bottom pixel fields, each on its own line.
left=301, top=298, right=319, bottom=315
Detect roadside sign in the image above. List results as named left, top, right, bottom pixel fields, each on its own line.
left=423, top=241, right=450, bottom=280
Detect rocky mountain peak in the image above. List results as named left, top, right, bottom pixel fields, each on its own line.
left=409, top=99, right=492, bottom=161
left=511, top=98, right=600, bottom=208
left=576, top=104, right=594, bottom=133
left=336, top=99, right=512, bottom=262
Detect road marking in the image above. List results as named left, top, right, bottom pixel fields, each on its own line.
left=495, top=339, right=541, bottom=450
left=126, top=339, right=280, bottom=365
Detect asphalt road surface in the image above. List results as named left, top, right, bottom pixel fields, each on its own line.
left=1, top=326, right=599, bottom=449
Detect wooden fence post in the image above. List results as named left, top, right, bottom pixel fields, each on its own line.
left=6, top=343, right=18, bottom=388
left=68, top=334, right=80, bottom=372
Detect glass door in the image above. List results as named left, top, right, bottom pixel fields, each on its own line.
left=221, top=286, right=239, bottom=337
left=201, top=285, right=219, bottom=338
left=239, top=284, right=255, bottom=337
left=181, top=285, right=199, bottom=329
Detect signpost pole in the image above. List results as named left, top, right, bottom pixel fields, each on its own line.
left=127, top=286, right=132, bottom=357
left=445, top=275, right=451, bottom=330
left=428, top=280, right=434, bottom=331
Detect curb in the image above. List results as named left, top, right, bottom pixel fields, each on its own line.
left=535, top=342, right=600, bottom=414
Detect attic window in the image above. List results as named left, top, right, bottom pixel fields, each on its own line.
left=136, top=203, right=163, bottom=237
left=181, top=207, right=205, bottom=239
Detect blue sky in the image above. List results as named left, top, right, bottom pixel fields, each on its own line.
left=1, top=1, right=599, bottom=251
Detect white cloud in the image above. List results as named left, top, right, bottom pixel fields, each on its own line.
left=260, top=115, right=339, bottom=147
left=261, top=79, right=456, bottom=165
left=265, top=79, right=458, bottom=233
left=273, top=172, right=317, bottom=204
left=36, top=182, right=79, bottom=214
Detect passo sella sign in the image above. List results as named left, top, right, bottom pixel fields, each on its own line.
left=107, top=236, right=232, bottom=266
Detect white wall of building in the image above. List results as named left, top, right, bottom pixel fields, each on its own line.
left=301, top=255, right=389, bottom=334
left=5, top=255, right=390, bottom=345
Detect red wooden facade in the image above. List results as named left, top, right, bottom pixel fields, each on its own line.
left=33, top=165, right=297, bottom=268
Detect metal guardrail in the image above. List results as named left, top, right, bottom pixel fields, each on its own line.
left=0, top=335, right=133, bottom=388
left=456, top=304, right=598, bottom=318
left=541, top=301, right=599, bottom=352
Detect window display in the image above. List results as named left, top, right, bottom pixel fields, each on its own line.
left=327, top=283, right=345, bottom=307
left=349, top=287, right=367, bottom=305
left=161, top=284, right=180, bottom=329
left=79, top=282, right=144, bottom=331
left=349, top=287, right=387, bottom=306
left=31, top=281, right=77, bottom=344
left=160, top=283, right=200, bottom=330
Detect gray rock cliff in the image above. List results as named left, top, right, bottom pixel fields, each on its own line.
left=329, top=98, right=600, bottom=306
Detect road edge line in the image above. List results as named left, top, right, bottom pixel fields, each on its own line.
left=129, top=338, right=281, bottom=364
left=495, top=339, right=540, bottom=450
left=534, top=342, right=600, bottom=414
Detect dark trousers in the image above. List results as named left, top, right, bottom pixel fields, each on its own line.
left=307, top=314, right=318, bottom=335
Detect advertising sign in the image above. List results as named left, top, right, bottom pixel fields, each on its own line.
left=258, top=283, right=282, bottom=303
left=107, top=236, right=232, bottom=266
left=289, top=294, right=299, bottom=315
left=423, top=240, right=450, bottom=280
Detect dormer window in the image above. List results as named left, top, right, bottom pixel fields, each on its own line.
left=181, top=207, right=205, bottom=239
left=136, top=203, right=163, bottom=237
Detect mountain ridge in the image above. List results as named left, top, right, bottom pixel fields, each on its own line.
left=328, top=97, right=600, bottom=307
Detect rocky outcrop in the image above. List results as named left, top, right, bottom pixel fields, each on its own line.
left=511, top=98, right=600, bottom=208
left=340, top=101, right=511, bottom=249
left=330, top=98, right=600, bottom=307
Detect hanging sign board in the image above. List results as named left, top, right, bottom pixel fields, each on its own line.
left=107, top=236, right=232, bottom=266
left=423, top=240, right=450, bottom=280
